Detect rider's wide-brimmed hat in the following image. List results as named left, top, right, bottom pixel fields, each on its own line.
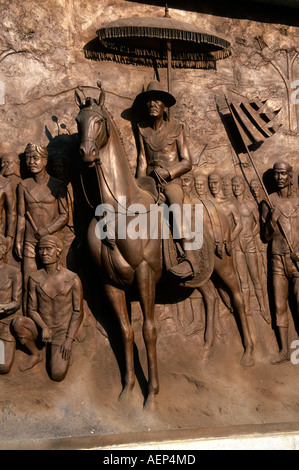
left=135, top=80, right=176, bottom=108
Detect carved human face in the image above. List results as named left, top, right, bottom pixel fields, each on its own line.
left=38, top=245, right=58, bottom=266
left=274, top=167, right=291, bottom=189
left=208, top=177, right=221, bottom=195
left=222, top=179, right=232, bottom=197
left=250, top=180, right=261, bottom=198
left=232, top=180, right=245, bottom=197
left=25, top=151, right=47, bottom=174
left=182, top=176, right=193, bottom=194
left=195, top=177, right=207, bottom=196
left=146, top=99, right=165, bottom=119
left=1, top=155, right=19, bottom=176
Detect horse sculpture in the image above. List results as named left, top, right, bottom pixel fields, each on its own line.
left=75, top=83, right=254, bottom=411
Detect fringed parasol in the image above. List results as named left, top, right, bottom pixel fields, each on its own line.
left=88, top=6, right=231, bottom=93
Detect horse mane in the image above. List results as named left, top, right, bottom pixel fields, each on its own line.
left=102, top=105, right=128, bottom=159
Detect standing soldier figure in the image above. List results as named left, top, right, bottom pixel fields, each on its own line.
left=15, top=143, right=69, bottom=310
left=261, top=161, right=299, bottom=363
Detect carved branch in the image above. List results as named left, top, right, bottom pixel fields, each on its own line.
left=255, top=39, right=298, bottom=133
left=0, top=48, right=26, bottom=62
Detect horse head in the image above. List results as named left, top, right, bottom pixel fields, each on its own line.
left=75, top=82, right=109, bottom=165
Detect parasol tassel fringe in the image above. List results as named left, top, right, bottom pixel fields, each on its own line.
left=84, top=49, right=222, bottom=69
left=97, top=26, right=231, bottom=51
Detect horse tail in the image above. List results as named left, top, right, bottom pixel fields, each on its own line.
left=199, top=198, right=231, bottom=259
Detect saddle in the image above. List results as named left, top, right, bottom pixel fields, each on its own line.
left=162, top=221, right=214, bottom=288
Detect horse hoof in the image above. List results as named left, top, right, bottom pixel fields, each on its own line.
left=143, top=394, right=157, bottom=413
left=240, top=351, right=254, bottom=368
left=270, top=351, right=289, bottom=365
left=118, top=385, right=135, bottom=404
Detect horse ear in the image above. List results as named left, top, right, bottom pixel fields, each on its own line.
left=97, top=81, right=105, bottom=106
left=75, top=89, right=83, bottom=108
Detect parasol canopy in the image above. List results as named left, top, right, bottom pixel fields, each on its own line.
left=87, top=6, right=231, bottom=94
left=95, top=9, right=231, bottom=69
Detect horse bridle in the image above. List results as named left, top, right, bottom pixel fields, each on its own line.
left=78, top=105, right=108, bottom=152
left=79, top=109, right=161, bottom=214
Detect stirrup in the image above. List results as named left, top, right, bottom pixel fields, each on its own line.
left=169, top=258, right=196, bottom=280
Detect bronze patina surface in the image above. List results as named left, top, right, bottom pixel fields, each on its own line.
left=1, top=0, right=299, bottom=450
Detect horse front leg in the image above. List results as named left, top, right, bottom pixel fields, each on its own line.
left=135, top=262, right=159, bottom=412
left=103, top=283, right=135, bottom=400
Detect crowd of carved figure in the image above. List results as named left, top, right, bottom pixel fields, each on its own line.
left=181, top=164, right=299, bottom=365
left=0, top=146, right=83, bottom=380
left=0, top=80, right=298, bottom=398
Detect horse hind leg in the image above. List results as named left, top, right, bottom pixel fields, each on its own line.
left=135, top=262, right=159, bottom=412
left=198, top=280, right=217, bottom=358
left=103, top=284, right=135, bottom=401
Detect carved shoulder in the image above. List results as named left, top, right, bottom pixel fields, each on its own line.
left=0, top=174, right=11, bottom=190
left=28, top=269, right=46, bottom=284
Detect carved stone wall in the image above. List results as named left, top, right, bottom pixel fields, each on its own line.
left=1, top=1, right=298, bottom=173
left=1, top=0, right=299, bottom=448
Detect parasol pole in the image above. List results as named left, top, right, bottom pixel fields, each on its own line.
left=166, top=40, right=172, bottom=94
left=164, top=6, right=172, bottom=121
left=166, top=40, right=172, bottom=121
left=225, top=96, right=298, bottom=266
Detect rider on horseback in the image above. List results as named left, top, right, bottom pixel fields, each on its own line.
left=134, top=80, right=198, bottom=280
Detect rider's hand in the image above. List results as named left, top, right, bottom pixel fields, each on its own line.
left=156, top=168, right=170, bottom=181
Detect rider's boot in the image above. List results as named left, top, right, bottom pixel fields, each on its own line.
left=169, top=238, right=198, bottom=280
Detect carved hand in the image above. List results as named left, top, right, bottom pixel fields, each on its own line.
left=0, top=302, right=17, bottom=315
left=34, top=227, right=49, bottom=240
left=155, top=168, right=170, bottom=181
left=291, top=251, right=299, bottom=262
left=14, top=241, right=23, bottom=259
left=6, top=236, right=13, bottom=251
left=42, top=326, right=52, bottom=343
left=270, top=208, right=280, bottom=226
left=60, top=337, right=73, bottom=361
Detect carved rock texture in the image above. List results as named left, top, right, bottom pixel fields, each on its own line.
left=0, top=0, right=298, bottom=174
